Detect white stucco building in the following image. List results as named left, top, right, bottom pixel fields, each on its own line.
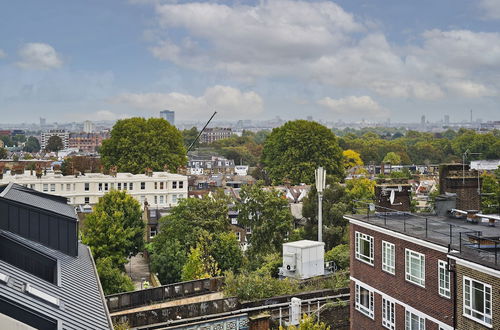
left=0, top=171, right=188, bottom=208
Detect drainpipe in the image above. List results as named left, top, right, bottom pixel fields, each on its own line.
left=447, top=244, right=457, bottom=330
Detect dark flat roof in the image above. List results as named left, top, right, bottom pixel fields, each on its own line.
left=346, top=212, right=500, bottom=271
left=0, top=183, right=76, bottom=219
left=0, top=230, right=112, bottom=329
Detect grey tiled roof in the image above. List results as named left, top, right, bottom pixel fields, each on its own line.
left=0, top=230, right=112, bottom=329
left=0, top=183, right=76, bottom=219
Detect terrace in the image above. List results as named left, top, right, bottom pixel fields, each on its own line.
left=345, top=204, right=500, bottom=270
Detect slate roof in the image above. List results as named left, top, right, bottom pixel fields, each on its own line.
left=0, top=230, right=112, bottom=329
left=0, top=183, right=76, bottom=219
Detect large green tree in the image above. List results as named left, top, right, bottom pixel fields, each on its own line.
left=96, top=257, right=134, bottom=295
left=45, top=135, right=64, bottom=152
left=82, top=190, right=145, bottom=268
left=0, top=147, right=7, bottom=159
left=261, top=120, right=344, bottom=184
left=237, top=183, right=293, bottom=258
left=100, top=117, right=186, bottom=173
left=23, top=136, right=41, bottom=153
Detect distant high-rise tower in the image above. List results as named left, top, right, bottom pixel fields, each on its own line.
left=160, top=110, right=175, bottom=125
left=83, top=120, right=95, bottom=133
left=40, top=117, right=46, bottom=127
left=444, top=115, right=450, bottom=125
left=420, top=115, right=426, bottom=126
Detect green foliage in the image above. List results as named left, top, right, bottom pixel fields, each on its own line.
left=82, top=190, right=144, bottom=268
left=181, top=244, right=221, bottom=281
left=389, top=168, right=412, bottom=179
left=345, top=178, right=375, bottom=202
left=150, top=239, right=186, bottom=284
left=210, top=134, right=264, bottom=167
left=211, top=232, right=244, bottom=273
left=96, top=257, right=134, bottom=295
left=280, top=314, right=330, bottom=330
left=223, top=271, right=299, bottom=301
left=45, top=135, right=64, bottom=152
left=237, top=183, right=293, bottom=258
left=343, top=149, right=363, bottom=169
left=383, top=152, right=401, bottom=165
left=23, top=136, right=40, bottom=153
left=0, top=147, right=7, bottom=159
left=150, top=195, right=238, bottom=284
left=254, top=253, right=282, bottom=278
left=262, top=120, right=344, bottom=184
left=181, top=127, right=199, bottom=149
left=100, top=117, right=186, bottom=174
left=61, top=156, right=101, bottom=175
left=325, top=244, right=349, bottom=269
left=0, top=135, right=13, bottom=147
left=481, top=171, right=500, bottom=214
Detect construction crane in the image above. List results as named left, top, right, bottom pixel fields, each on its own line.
left=187, top=111, right=217, bottom=153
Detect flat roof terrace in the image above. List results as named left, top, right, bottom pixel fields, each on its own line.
left=345, top=211, right=500, bottom=270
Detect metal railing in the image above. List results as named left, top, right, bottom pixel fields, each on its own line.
left=106, top=277, right=224, bottom=313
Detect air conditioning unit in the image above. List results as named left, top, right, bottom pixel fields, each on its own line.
left=284, top=253, right=296, bottom=272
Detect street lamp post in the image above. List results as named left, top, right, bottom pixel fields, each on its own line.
left=315, top=167, right=326, bottom=242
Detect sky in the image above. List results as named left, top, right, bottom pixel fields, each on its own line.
left=1, top=0, right=500, bottom=124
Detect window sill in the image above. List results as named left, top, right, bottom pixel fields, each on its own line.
left=405, top=278, right=425, bottom=288
left=462, top=313, right=492, bottom=328
left=355, top=256, right=374, bottom=267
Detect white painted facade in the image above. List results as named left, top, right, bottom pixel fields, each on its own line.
left=0, top=171, right=188, bottom=208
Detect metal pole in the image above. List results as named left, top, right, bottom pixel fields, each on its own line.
left=187, top=111, right=217, bottom=152
left=318, top=193, right=323, bottom=242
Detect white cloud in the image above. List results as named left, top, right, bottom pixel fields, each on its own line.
left=317, top=96, right=389, bottom=118
left=144, top=1, right=500, bottom=101
left=445, top=80, right=496, bottom=98
left=65, top=110, right=129, bottom=122
left=17, top=43, right=63, bottom=70
left=479, top=0, right=500, bottom=20
left=0, top=49, right=6, bottom=59
left=113, top=85, right=264, bottom=120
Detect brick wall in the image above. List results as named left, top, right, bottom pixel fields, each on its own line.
left=350, top=223, right=454, bottom=329
left=456, top=264, right=500, bottom=330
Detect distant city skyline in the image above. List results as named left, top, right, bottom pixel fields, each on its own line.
left=1, top=1, right=500, bottom=123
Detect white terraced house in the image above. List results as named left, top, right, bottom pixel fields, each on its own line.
left=0, top=171, right=188, bottom=208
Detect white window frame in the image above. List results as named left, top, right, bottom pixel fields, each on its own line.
left=405, top=249, right=425, bottom=287
left=50, top=184, right=56, bottom=192
left=382, top=241, right=395, bottom=274
left=43, top=184, right=48, bottom=192
left=438, top=260, right=450, bottom=298
left=355, top=283, right=374, bottom=319
left=355, top=232, right=374, bottom=265
left=84, top=182, right=90, bottom=191
left=405, top=310, right=425, bottom=330
left=463, top=276, right=492, bottom=327
left=382, top=297, right=396, bottom=329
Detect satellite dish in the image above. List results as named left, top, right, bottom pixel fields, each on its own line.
left=390, top=190, right=395, bottom=204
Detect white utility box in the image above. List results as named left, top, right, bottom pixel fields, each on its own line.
left=281, top=240, right=325, bottom=279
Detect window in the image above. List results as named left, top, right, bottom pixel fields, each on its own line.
left=129, top=182, right=133, bottom=190
left=104, top=183, right=109, bottom=191
left=150, top=226, right=157, bottom=238
left=118, top=183, right=122, bottom=190
left=84, top=197, right=90, bottom=204
left=438, top=260, right=450, bottom=298
left=98, top=183, right=103, bottom=191
left=84, top=183, right=90, bottom=191
left=405, top=249, right=425, bottom=287
left=154, top=196, right=158, bottom=204
left=236, top=231, right=241, bottom=242
left=50, top=184, right=55, bottom=192
left=172, top=194, right=177, bottom=203
left=66, top=183, right=71, bottom=191
left=60, top=184, right=64, bottom=191
left=463, top=277, right=492, bottom=326
left=160, top=182, right=164, bottom=189
left=179, top=181, right=184, bottom=189
left=123, top=183, right=127, bottom=190
left=405, top=311, right=425, bottom=330
left=43, top=184, right=48, bottom=192
left=382, top=241, right=395, bottom=274
left=355, top=232, right=374, bottom=265
left=154, top=182, right=158, bottom=189
left=355, top=283, right=374, bottom=318
left=159, top=195, right=164, bottom=204
left=173, top=181, right=177, bottom=189
left=382, top=298, right=395, bottom=329
left=141, top=182, right=145, bottom=190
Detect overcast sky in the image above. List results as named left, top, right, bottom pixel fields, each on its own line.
left=1, top=0, right=500, bottom=124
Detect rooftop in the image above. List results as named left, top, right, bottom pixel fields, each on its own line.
left=0, top=170, right=187, bottom=182
left=346, top=210, right=500, bottom=270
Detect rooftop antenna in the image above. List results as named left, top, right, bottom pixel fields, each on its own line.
left=187, top=111, right=217, bottom=153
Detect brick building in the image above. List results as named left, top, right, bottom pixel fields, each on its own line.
left=200, top=127, right=232, bottom=144
left=346, top=209, right=500, bottom=329
left=439, top=164, right=481, bottom=211
left=68, top=132, right=108, bottom=152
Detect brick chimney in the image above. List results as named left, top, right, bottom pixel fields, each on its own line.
left=439, top=164, right=481, bottom=211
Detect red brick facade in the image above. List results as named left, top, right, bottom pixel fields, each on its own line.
left=349, top=222, right=454, bottom=329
